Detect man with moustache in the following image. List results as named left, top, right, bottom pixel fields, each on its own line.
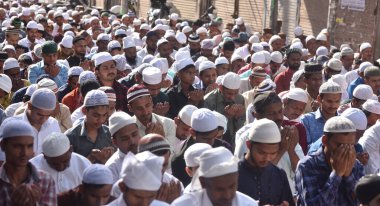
left=274, top=48, right=302, bottom=94
left=67, top=36, right=90, bottom=68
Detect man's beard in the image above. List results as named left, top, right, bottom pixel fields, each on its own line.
left=126, top=56, right=137, bottom=65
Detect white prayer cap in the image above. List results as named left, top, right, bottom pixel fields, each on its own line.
left=62, top=24, right=72, bottom=31
left=37, top=23, right=44, bottom=32
left=42, top=133, right=70, bottom=157
left=107, top=40, right=121, bottom=51
left=142, top=67, right=162, bottom=85
left=191, top=108, right=218, bottom=132
left=26, top=84, right=38, bottom=96
left=260, top=42, right=270, bottom=48
left=140, top=23, right=151, bottom=30
left=26, top=21, right=38, bottom=30
left=196, top=27, right=207, bottom=35
left=115, top=29, right=126, bottom=36
left=199, top=60, right=216, bottom=73
left=248, top=118, right=280, bottom=143
left=133, top=18, right=141, bottom=26
left=109, top=111, right=136, bottom=136
left=323, top=116, right=356, bottom=133
left=31, top=88, right=56, bottom=110
left=319, top=81, right=342, bottom=94
left=251, top=51, right=266, bottom=64
left=22, top=8, right=31, bottom=16
left=94, top=52, right=113, bottom=67
left=66, top=67, right=83, bottom=78
left=271, top=51, right=283, bottom=64
left=3, top=58, right=19, bottom=71
left=215, top=57, right=229, bottom=65
left=150, top=58, right=169, bottom=74
left=2, top=45, right=15, bottom=52
left=333, top=52, right=341, bottom=60
left=201, top=39, right=214, bottom=50
left=0, top=117, right=34, bottom=139
left=91, top=9, right=100, bottom=16
left=222, top=72, right=241, bottom=90
left=362, top=99, right=380, bottom=115
left=110, top=5, right=121, bottom=14
left=113, top=55, right=127, bottom=71
left=176, top=58, right=195, bottom=72
left=358, top=62, right=374, bottom=73
left=360, top=42, right=372, bottom=53
left=142, top=55, right=154, bottom=64
left=353, top=84, right=373, bottom=100
left=82, top=164, right=113, bottom=185
left=249, top=35, right=260, bottom=44
left=284, top=88, right=308, bottom=103
left=294, top=26, right=303, bottom=36
left=341, top=47, right=354, bottom=57
left=54, top=11, right=63, bottom=18
left=170, top=13, right=179, bottom=21
left=198, top=147, right=237, bottom=178
left=97, top=33, right=111, bottom=42
left=182, top=26, right=192, bottom=34
left=316, top=46, right=328, bottom=56
left=61, top=35, right=73, bottom=49
left=251, top=43, right=264, bottom=53
left=79, top=71, right=97, bottom=84
left=213, top=111, right=227, bottom=134
left=263, top=51, right=271, bottom=64
left=123, top=36, right=136, bottom=49
left=37, top=78, right=58, bottom=92
left=231, top=53, right=243, bottom=63
left=327, top=58, right=343, bottom=72
left=268, top=35, right=281, bottom=45
left=290, top=42, right=303, bottom=50
left=157, top=38, right=168, bottom=47
left=164, top=30, right=176, bottom=39
left=235, top=17, right=244, bottom=25
left=341, top=108, right=367, bottom=131
left=64, top=31, right=75, bottom=38
left=84, top=90, right=109, bottom=107
left=122, top=151, right=164, bottom=191
left=175, top=50, right=191, bottom=61
left=176, top=32, right=187, bottom=44
left=305, top=35, right=316, bottom=44
left=184, top=143, right=212, bottom=167
left=178, top=105, right=198, bottom=126
left=316, top=33, right=327, bottom=41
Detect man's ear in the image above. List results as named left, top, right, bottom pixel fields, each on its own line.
left=174, top=117, right=180, bottom=125
left=322, top=135, right=328, bottom=146
left=127, top=104, right=132, bottom=113
left=82, top=107, right=87, bottom=115
left=245, top=141, right=252, bottom=150
left=317, top=94, right=322, bottom=104
left=190, top=128, right=196, bottom=138
left=119, top=181, right=127, bottom=193
left=185, top=166, right=193, bottom=177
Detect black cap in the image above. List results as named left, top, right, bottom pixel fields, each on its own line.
left=188, top=34, right=200, bottom=43
left=304, top=63, right=323, bottom=74
left=355, top=175, right=380, bottom=204
left=316, top=55, right=329, bottom=66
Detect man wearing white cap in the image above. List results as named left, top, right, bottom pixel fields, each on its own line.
left=156, top=38, right=175, bottom=67
left=274, top=48, right=302, bottom=94
left=237, top=118, right=293, bottom=205
left=0, top=118, right=57, bottom=205
left=296, top=116, right=364, bottom=205
left=3, top=58, right=30, bottom=96
left=340, top=47, right=355, bottom=75
left=57, top=66, right=84, bottom=102
left=107, top=151, right=169, bottom=206
left=215, top=56, right=230, bottom=76
left=235, top=17, right=252, bottom=35
left=239, top=66, right=267, bottom=94
left=301, top=81, right=342, bottom=147
left=123, top=36, right=142, bottom=69
left=30, top=133, right=91, bottom=193
left=346, top=62, right=373, bottom=99
left=283, top=88, right=308, bottom=122
left=322, top=58, right=343, bottom=82
left=66, top=36, right=89, bottom=68
left=94, top=52, right=129, bottom=112
left=192, top=39, right=216, bottom=62
left=65, top=89, right=114, bottom=163
left=58, top=35, right=74, bottom=60
left=137, top=31, right=160, bottom=60
left=204, top=72, right=245, bottom=144
left=195, top=60, right=218, bottom=93
left=105, top=111, right=141, bottom=182
left=58, top=164, right=114, bottom=205
left=361, top=99, right=380, bottom=127
left=338, top=84, right=373, bottom=114
left=12, top=88, right=61, bottom=154
left=360, top=42, right=372, bottom=62
left=19, top=21, right=43, bottom=51
left=172, top=108, right=233, bottom=187
left=172, top=147, right=258, bottom=206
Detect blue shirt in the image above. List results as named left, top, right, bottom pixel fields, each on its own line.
left=347, top=77, right=364, bottom=99
left=308, top=137, right=364, bottom=155
left=295, top=147, right=364, bottom=206
left=28, top=60, right=69, bottom=88
left=300, top=109, right=326, bottom=147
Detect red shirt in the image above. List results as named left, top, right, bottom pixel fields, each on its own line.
left=237, top=64, right=252, bottom=75
left=274, top=68, right=296, bottom=94
left=283, top=119, right=308, bottom=155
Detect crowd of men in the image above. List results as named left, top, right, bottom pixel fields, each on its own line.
left=0, top=1, right=379, bottom=206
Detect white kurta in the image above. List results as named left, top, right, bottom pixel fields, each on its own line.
left=106, top=195, right=169, bottom=206
left=359, top=120, right=380, bottom=174
left=171, top=189, right=258, bottom=206
left=105, top=149, right=127, bottom=183
left=30, top=152, right=91, bottom=193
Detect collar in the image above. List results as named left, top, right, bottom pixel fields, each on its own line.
left=135, top=113, right=158, bottom=129
left=0, top=162, right=41, bottom=184
left=314, top=108, right=324, bottom=120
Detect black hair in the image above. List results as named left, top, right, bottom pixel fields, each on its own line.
left=223, top=41, right=235, bottom=51
left=323, top=132, right=350, bottom=139
left=36, top=74, right=54, bottom=83
left=193, top=19, right=204, bottom=27
left=253, top=92, right=282, bottom=115
left=80, top=80, right=100, bottom=97
left=73, top=36, right=86, bottom=44
left=82, top=182, right=110, bottom=189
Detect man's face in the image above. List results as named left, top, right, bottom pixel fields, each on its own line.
left=113, top=124, right=141, bottom=154
left=96, top=60, right=117, bottom=82
left=90, top=20, right=100, bottom=29
left=146, top=36, right=159, bottom=51
left=283, top=99, right=306, bottom=120
left=368, top=193, right=380, bottom=206
left=216, top=64, right=229, bottom=76
left=42, top=53, right=58, bottom=66
left=124, top=47, right=137, bottom=59
left=28, top=104, right=54, bottom=126
left=200, top=68, right=217, bottom=87
left=193, top=129, right=218, bottom=146
left=145, top=82, right=161, bottom=97
left=323, top=132, right=356, bottom=157
left=305, top=73, right=323, bottom=92
left=157, top=43, right=172, bottom=58
left=68, top=76, right=79, bottom=89
left=189, top=42, right=201, bottom=53
left=249, top=142, right=279, bottom=167
left=220, top=87, right=239, bottom=103
left=82, top=184, right=113, bottom=206
left=101, top=16, right=109, bottom=25
left=74, top=40, right=87, bottom=56
left=231, top=59, right=246, bottom=73
left=259, top=102, right=284, bottom=127
left=366, top=112, right=380, bottom=127
left=178, top=67, right=196, bottom=85
left=222, top=49, right=234, bottom=60
left=201, top=48, right=213, bottom=58
left=4, top=67, right=21, bottom=86
left=341, top=55, right=354, bottom=69
left=122, top=186, right=157, bottom=206
left=61, top=46, right=73, bottom=56
left=249, top=75, right=266, bottom=88
left=318, top=93, right=341, bottom=116
left=27, top=29, right=38, bottom=42
left=361, top=47, right=373, bottom=61
left=287, top=53, right=301, bottom=70
left=365, top=76, right=380, bottom=93
left=271, top=39, right=283, bottom=51
left=1, top=136, right=34, bottom=167
left=84, top=106, right=109, bottom=129
left=175, top=118, right=191, bottom=140
left=128, top=96, right=153, bottom=126
left=44, top=149, right=71, bottom=171
left=306, top=39, right=318, bottom=54
left=55, top=17, right=64, bottom=26
left=200, top=172, right=238, bottom=206
left=96, top=40, right=109, bottom=52
left=6, top=34, right=19, bottom=46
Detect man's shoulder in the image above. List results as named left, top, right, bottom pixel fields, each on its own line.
left=236, top=191, right=259, bottom=205
left=204, top=89, right=218, bottom=99
left=65, top=123, right=82, bottom=136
